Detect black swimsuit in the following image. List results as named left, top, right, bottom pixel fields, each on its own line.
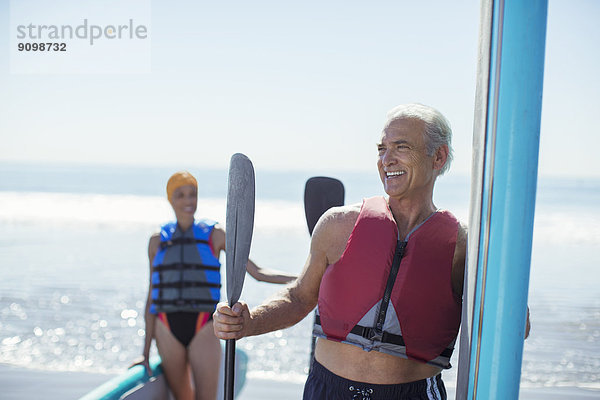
left=158, top=311, right=213, bottom=347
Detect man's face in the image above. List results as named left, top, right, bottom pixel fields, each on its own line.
left=377, top=118, right=438, bottom=200
left=169, top=184, right=198, bottom=220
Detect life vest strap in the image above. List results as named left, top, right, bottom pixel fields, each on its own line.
left=153, top=299, right=218, bottom=306
left=154, top=263, right=220, bottom=272
left=315, top=315, right=454, bottom=359
left=350, top=324, right=406, bottom=346
left=159, top=238, right=210, bottom=250
left=374, top=240, right=407, bottom=333
left=153, top=281, right=222, bottom=289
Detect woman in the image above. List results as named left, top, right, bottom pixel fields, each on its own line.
left=133, top=171, right=296, bottom=400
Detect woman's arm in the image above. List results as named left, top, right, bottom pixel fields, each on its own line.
left=132, top=233, right=160, bottom=375
left=245, top=259, right=297, bottom=284
left=210, top=223, right=297, bottom=284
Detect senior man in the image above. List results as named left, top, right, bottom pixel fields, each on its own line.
left=215, top=103, right=467, bottom=400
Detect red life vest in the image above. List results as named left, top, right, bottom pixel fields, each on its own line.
left=314, top=196, right=461, bottom=368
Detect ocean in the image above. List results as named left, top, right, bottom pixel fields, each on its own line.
left=0, top=162, right=599, bottom=393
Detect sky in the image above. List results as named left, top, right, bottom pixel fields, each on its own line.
left=0, top=0, right=598, bottom=178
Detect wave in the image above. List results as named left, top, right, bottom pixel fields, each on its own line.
left=1, top=191, right=598, bottom=245
left=533, top=210, right=600, bottom=245
left=0, top=191, right=306, bottom=233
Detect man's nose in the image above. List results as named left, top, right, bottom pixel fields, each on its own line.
left=381, top=150, right=395, bottom=166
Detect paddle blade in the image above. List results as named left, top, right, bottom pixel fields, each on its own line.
left=225, top=153, right=255, bottom=306
left=304, top=177, right=345, bottom=235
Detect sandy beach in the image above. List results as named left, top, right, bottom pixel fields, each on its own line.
left=0, top=363, right=307, bottom=400
left=2, top=363, right=599, bottom=400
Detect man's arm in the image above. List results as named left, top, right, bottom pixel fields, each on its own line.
left=213, top=206, right=352, bottom=339
left=451, top=222, right=468, bottom=302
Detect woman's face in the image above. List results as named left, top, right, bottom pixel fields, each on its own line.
left=169, top=184, right=197, bottom=220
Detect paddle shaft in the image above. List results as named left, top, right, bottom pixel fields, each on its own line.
left=224, top=339, right=236, bottom=400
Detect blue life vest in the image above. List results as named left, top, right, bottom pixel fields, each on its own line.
left=150, top=219, right=221, bottom=314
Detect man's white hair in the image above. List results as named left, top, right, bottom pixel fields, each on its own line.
left=385, top=103, right=453, bottom=175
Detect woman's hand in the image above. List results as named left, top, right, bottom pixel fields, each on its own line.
left=129, top=355, right=152, bottom=376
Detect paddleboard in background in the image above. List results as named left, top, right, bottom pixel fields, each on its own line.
left=79, top=346, right=248, bottom=400
left=303, top=176, right=345, bottom=371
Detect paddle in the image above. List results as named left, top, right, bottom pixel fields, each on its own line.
left=303, top=176, right=345, bottom=370
left=304, top=176, right=345, bottom=236
left=224, top=153, right=255, bottom=400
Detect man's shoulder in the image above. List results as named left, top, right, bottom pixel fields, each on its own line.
left=322, top=203, right=362, bottom=225
left=458, top=220, right=467, bottom=234
left=311, top=203, right=361, bottom=240
left=310, top=203, right=362, bottom=262
left=437, top=210, right=467, bottom=235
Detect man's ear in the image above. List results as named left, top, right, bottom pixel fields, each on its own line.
left=433, top=144, right=449, bottom=171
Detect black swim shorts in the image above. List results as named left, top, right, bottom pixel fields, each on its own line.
left=303, top=360, right=447, bottom=400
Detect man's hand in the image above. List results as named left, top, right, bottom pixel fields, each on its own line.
left=525, top=307, right=531, bottom=339
left=213, top=301, right=251, bottom=340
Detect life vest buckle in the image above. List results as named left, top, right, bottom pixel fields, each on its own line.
left=351, top=324, right=384, bottom=342
left=367, top=327, right=383, bottom=342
